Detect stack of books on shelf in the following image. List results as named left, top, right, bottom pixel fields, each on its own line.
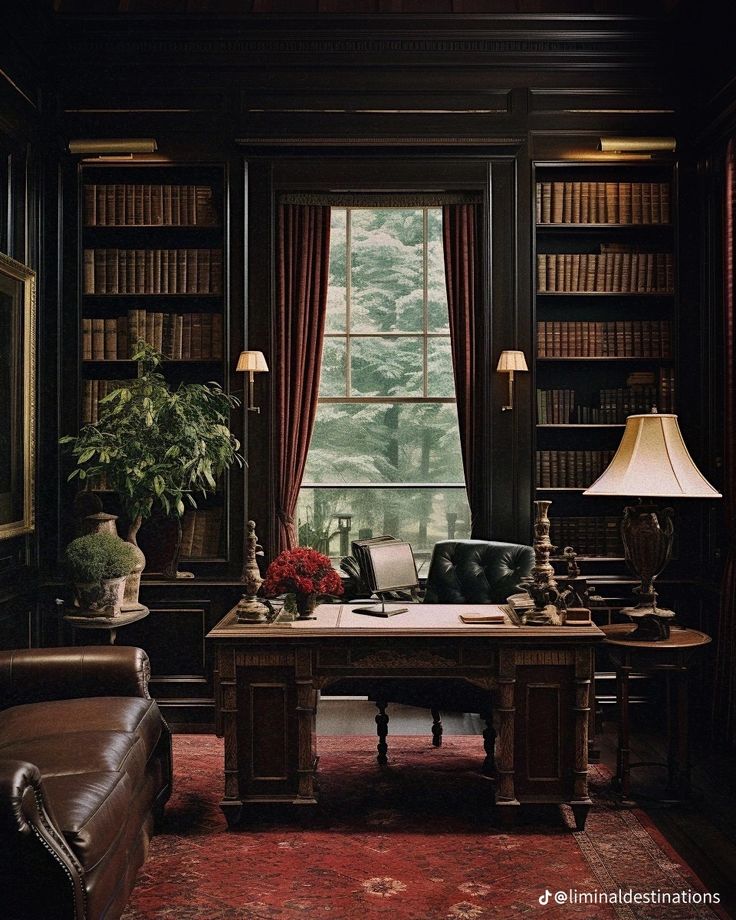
left=537, top=320, right=671, bottom=357
left=82, top=379, right=130, bottom=425
left=536, top=181, right=671, bottom=225
left=83, top=184, right=218, bottom=226
left=536, top=450, right=614, bottom=488
left=83, top=248, right=223, bottom=294
left=551, top=516, right=624, bottom=558
left=82, top=311, right=224, bottom=360
left=536, top=249, right=673, bottom=293
left=180, top=508, right=223, bottom=559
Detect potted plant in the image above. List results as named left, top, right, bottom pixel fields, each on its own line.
left=261, top=547, right=343, bottom=620
left=65, top=532, right=139, bottom=617
left=60, top=342, right=243, bottom=590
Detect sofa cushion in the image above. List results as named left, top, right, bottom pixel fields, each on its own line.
left=0, top=697, right=162, bottom=761
left=40, top=769, right=134, bottom=871
left=0, top=730, right=141, bottom=778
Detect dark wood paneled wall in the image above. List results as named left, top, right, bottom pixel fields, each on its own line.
left=0, top=8, right=47, bottom=648
left=8, top=8, right=729, bottom=728
left=41, top=11, right=678, bottom=562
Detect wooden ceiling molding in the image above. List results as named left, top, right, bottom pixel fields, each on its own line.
left=51, top=1, right=677, bottom=14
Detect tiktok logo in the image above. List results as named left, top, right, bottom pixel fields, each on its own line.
left=539, top=890, right=552, bottom=905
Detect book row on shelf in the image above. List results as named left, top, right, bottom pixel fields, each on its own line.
left=82, top=311, right=224, bottom=361
left=550, top=516, right=624, bottom=559
left=83, top=248, right=224, bottom=295
left=82, top=379, right=129, bottom=425
left=535, top=181, right=671, bottom=225
left=180, top=507, right=224, bottom=559
left=536, top=250, right=674, bottom=293
left=537, top=320, right=672, bottom=358
left=536, top=450, right=614, bottom=489
left=537, top=372, right=675, bottom=424
left=83, top=184, right=219, bottom=227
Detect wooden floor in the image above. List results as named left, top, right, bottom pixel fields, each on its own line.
left=318, top=696, right=736, bottom=918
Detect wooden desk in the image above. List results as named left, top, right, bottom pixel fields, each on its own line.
left=207, top=604, right=604, bottom=829
left=602, top=623, right=712, bottom=800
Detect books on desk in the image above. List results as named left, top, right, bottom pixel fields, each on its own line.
left=458, top=611, right=506, bottom=624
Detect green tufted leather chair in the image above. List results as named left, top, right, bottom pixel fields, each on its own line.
left=372, top=539, right=534, bottom=769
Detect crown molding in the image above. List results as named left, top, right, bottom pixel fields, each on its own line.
left=235, top=135, right=525, bottom=148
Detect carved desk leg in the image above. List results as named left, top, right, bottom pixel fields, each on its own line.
left=431, top=708, right=443, bottom=747
left=570, top=647, right=593, bottom=832
left=494, top=649, right=519, bottom=822
left=296, top=648, right=319, bottom=803
left=375, top=699, right=389, bottom=765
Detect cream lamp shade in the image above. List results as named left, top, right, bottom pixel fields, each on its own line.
left=236, top=350, right=269, bottom=373
left=496, top=350, right=528, bottom=373
left=583, top=411, right=721, bottom=499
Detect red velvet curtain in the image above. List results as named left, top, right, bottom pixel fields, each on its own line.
left=714, top=140, right=736, bottom=747
left=442, top=204, right=484, bottom=536
left=275, top=204, right=331, bottom=552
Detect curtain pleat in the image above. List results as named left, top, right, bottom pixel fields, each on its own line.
left=275, top=204, right=331, bottom=552
left=442, top=203, right=485, bottom=537
left=714, top=139, right=736, bottom=747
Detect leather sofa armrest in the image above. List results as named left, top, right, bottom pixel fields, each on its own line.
left=0, top=759, right=86, bottom=920
left=0, top=646, right=151, bottom=710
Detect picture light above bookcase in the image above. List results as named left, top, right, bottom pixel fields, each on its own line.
left=68, top=138, right=158, bottom=157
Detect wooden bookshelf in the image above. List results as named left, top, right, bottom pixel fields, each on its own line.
left=78, top=163, right=230, bottom=565
left=533, top=160, right=677, bottom=561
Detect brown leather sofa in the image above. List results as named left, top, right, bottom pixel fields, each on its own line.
left=0, top=646, right=172, bottom=920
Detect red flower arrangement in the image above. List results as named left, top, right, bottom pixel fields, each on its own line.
left=261, top=547, right=343, bottom=599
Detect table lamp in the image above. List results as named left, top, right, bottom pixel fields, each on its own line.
left=584, top=409, right=721, bottom=640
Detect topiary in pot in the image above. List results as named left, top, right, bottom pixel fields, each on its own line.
left=65, top=532, right=139, bottom=617
left=60, top=342, right=243, bottom=590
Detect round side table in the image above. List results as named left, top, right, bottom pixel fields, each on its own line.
left=602, top=623, right=711, bottom=801
left=64, top=606, right=149, bottom=646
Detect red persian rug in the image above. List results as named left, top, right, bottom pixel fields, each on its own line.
left=123, top=735, right=726, bottom=920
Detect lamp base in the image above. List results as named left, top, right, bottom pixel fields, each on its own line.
left=620, top=604, right=675, bottom=641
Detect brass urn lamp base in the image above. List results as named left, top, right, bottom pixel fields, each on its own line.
left=620, top=503, right=675, bottom=641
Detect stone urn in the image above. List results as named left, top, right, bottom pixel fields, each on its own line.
left=84, top=512, right=146, bottom=612
left=73, top=575, right=127, bottom=618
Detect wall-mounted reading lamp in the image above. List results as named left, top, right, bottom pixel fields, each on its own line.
left=598, top=137, right=676, bottom=154
left=236, top=350, right=269, bottom=412
left=496, top=350, right=528, bottom=411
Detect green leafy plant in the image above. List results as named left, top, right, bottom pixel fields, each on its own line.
left=60, top=342, right=243, bottom=544
left=65, top=532, right=139, bottom=583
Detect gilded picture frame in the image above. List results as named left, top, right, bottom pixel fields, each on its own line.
left=0, top=252, right=36, bottom=540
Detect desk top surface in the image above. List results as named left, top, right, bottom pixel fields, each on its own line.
left=207, top=603, right=605, bottom=641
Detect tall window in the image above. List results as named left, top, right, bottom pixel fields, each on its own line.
left=297, top=207, right=470, bottom=570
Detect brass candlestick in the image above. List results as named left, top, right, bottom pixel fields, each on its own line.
left=235, top=520, right=270, bottom=624
left=531, top=500, right=557, bottom=589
